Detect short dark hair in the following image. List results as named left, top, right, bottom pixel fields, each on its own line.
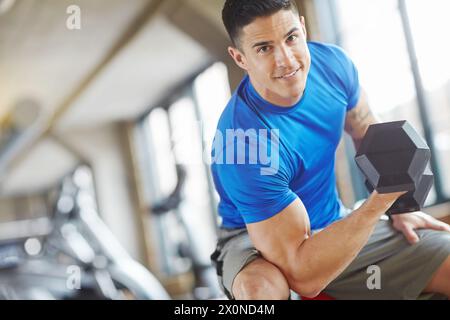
left=222, top=0, right=299, bottom=48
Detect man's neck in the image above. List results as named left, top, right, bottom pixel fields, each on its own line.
left=250, top=78, right=302, bottom=107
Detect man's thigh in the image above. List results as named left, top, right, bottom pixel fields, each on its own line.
left=211, top=227, right=261, bottom=299
left=324, top=218, right=450, bottom=300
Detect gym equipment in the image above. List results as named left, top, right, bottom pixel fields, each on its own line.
left=364, top=166, right=434, bottom=215
left=355, top=120, right=434, bottom=214
left=151, top=164, right=223, bottom=300
left=0, top=99, right=45, bottom=183
left=0, top=166, right=170, bottom=300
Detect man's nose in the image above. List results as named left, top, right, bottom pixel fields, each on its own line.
left=274, top=45, right=296, bottom=68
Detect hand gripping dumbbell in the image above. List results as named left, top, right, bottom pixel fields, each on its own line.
left=355, top=120, right=434, bottom=215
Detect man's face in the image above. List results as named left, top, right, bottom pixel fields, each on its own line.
left=229, top=10, right=311, bottom=106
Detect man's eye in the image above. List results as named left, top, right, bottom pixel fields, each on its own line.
left=258, top=46, right=270, bottom=53
left=287, top=34, right=298, bottom=42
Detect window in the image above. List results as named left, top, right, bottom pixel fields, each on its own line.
left=194, top=62, right=231, bottom=210
left=335, top=0, right=450, bottom=203
left=136, top=63, right=231, bottom=281
left=406, top=0, right=450, bottom=198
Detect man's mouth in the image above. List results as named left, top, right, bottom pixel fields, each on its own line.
left=275, top=67, right=301, bottom=80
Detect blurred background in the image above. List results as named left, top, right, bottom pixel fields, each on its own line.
left=0, top=0, right=449, bottom=300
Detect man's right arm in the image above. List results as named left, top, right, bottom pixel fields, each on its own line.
left=246, top=191, right=404, bottom=298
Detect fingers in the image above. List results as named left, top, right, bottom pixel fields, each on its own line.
left=441, top=223, right=450, bottom=232
left=401, top=225, right=420, bottom=245
left=425, top=218, right=450, bottom=233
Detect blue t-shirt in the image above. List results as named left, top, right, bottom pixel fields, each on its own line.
left=211, top=42, right=360, bottom=230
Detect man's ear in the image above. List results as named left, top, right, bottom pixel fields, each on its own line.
left=300, top=16, right=307, bottom=39
left=228, top=46, right=248, bottom=71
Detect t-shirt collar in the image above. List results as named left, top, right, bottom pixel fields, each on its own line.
left=245, top=75, right=309, bottom=114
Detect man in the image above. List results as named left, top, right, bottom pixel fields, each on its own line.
left=210, top=0, right=450, bottom=300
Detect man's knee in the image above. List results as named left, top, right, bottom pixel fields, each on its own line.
left=425, top=255, right=450, bottom=297
left=232, top=258, right=290, bottom=300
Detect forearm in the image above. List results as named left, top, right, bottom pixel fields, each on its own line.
left=285, top=197, right=388, bottom=296
left=351, top=114, right=379, bottom=150
left=345, top=89, right=380, bottom=151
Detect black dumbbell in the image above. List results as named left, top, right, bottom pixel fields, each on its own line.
left=355, top=120, right=434, bottom=214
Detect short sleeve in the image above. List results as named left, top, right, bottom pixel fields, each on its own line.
left=329, top=44, right=361, bottom=111
left=211, top=131, right=297, bottom=224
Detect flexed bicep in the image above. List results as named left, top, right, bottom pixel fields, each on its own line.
left=246, top=198, right=311, bottom=282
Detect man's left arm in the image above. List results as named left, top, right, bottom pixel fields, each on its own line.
left=344, top=88, right=450, bottom=244
left=344, top=87, right=379, bottom=151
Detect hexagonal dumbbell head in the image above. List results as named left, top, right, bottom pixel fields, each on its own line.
left=365, top=166, right=434, bottom=214
left=355, top=120, right=431, bottom=193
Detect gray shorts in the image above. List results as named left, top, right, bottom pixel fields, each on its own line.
left=210, top=216, right=450, bottom=300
